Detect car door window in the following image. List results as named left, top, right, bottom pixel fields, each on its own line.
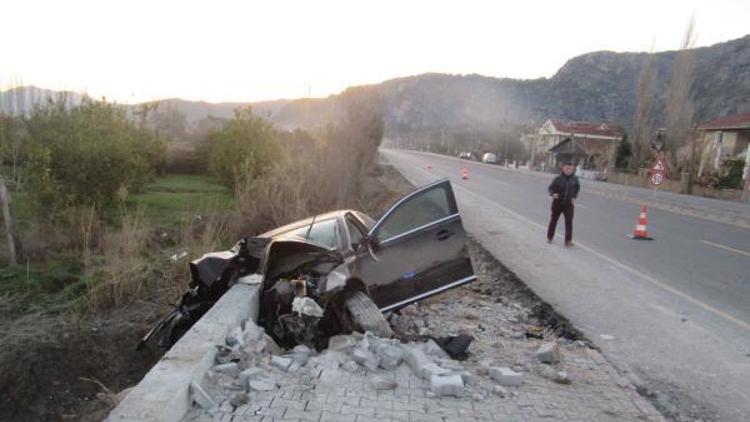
left=376, top=184, right=454, bottom=241
left=287, top=219, right=338, bottom=248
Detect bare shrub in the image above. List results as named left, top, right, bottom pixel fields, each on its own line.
left=85, top=209, right=154, bottom=309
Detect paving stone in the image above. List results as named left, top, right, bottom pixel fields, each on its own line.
left=319, top=412, right=357, bottom=422
left=283, top=408, right=322, bottom=421
left=370, top=375, right=398, bottom=390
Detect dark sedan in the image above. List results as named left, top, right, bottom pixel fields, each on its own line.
left=139, top=179, right=475, bottom=350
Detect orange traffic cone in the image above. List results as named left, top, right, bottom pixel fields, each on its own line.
left=462, top=167, right=468, bottom=180
left=628, top=205, right=653, bottom=240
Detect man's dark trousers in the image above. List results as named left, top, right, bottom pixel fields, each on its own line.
left=547, top=199, right=574, bottom=243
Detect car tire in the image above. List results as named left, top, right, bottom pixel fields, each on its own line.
left=344, top=290, right=393, bottom=338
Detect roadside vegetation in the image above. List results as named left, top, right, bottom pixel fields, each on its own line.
left=0, top=93, right=392, bottom=421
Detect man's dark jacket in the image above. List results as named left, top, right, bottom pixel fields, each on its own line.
left=548, top=173, right=580, bottom=204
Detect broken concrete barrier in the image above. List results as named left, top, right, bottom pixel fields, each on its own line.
left=190, top=382, right=216, bottom=410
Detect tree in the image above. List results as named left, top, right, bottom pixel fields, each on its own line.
left=665, top=17, right=697, bottom=168
left=632, top=49, right=655, bottom=169
left=205, top=108, right=280, bottom=187
left=614, top=137, right=633, bottom=170
left=23, top=98, right=166, bottom=211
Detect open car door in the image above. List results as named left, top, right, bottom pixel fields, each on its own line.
left=355, top=179, right=475, bottom=311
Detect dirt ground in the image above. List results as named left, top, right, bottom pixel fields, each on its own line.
left=0, top=300, right=168, bottom=422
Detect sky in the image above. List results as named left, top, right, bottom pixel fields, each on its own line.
left=1, top=0, right=748, bottom=104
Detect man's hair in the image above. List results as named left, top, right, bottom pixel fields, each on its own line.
left=562, top=161, right=575, bottom=166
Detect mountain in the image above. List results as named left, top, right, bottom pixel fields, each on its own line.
left=0, top=86, right=86, bottom=115
left=274, top=35, right=750, bottom=136
left=2, top=34, right=749, bottom=138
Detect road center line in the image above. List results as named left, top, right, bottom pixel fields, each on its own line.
left=700, top=240, right=750, bottom=258
left=447, top=181, right=750, bottom=332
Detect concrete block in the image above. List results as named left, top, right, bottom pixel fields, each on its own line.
left=248, top=375, right=277, bottom=391
left=419, top=363, right=451, bottom=380
left=430, top=374, right=464, bottom=396
left=271, top=355, right=293, bottom=372
left=238, top=367, right=263, bottom=388
left=489, top=367, right=523, bottom=386
left=212, top=362, right=239, bottom=376
left=534, top=342, right=561, bottom=364
left=351, top=347, right=380, bottom=371
left=403, top=345, right=433, bottom=376
left=328, top=333, right=361, bottom=351
left=375, top=343, right=403, bottom=370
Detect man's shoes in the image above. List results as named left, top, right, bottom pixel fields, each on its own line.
left=564, top=241, right=574, bottom=247
left=547, top=238, right=553, bottom=244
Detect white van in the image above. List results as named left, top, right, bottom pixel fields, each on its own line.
left=482, top=153, right=497, bottom=164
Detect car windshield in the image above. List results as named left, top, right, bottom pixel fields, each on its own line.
left=285, top=218, right=338, bottom=249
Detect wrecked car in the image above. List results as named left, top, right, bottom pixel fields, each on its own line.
left=138, top=178, right=475, bottom=350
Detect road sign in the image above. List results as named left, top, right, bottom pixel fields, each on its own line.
left=650, top=159, right=667, bottom=186
left=650, top=172, right=664, bottom=185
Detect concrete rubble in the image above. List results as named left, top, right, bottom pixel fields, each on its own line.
left=183, top=284, right=666, bottom=421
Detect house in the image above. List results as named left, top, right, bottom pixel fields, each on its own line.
left=528, top=119, right=625, bottom=170
left=695, top=112, right=750, bottom=177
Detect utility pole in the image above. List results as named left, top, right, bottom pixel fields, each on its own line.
left=742, top=145, right=750, bottom=203
left=0, top=178, right=17, bottom=265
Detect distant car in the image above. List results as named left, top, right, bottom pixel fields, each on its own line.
left=458, top=152, right=473, bottom=160
left=139, top=179, right=475, bottom=350
left=482, top=153, right=497, bottom=164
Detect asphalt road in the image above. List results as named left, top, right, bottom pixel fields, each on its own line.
left=382, top=148, right=750, bottom=421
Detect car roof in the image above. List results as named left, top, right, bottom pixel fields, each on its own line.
left=260, top=210, right=354, bottom=238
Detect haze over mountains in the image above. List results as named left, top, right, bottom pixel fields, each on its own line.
left=2, top=34, right=749, bottom=138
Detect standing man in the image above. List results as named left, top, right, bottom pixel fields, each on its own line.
left=547, top=161, right=580, bottom=246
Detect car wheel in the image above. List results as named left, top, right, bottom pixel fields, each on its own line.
left=344, top=290, right=393, bottom=338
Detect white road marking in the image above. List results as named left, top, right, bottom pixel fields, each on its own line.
left=445, top=180, right=750, bottom=332
left=700, top=240, right=750, bottom=258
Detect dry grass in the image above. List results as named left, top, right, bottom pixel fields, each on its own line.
left=85, top=208, right=153, bottom=309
